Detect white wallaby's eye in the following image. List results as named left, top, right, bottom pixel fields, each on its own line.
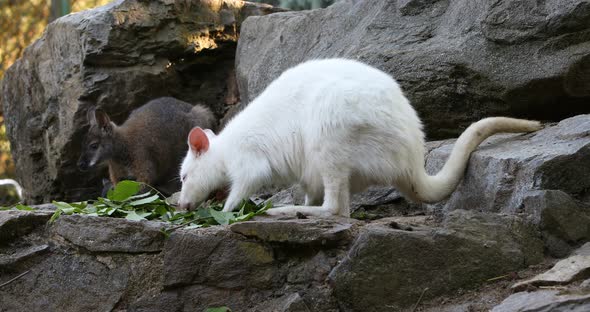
left=181, top=174, right=187, bottom=183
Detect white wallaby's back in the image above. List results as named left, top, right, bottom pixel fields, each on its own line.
left=179, top=58, right=541, bottom=216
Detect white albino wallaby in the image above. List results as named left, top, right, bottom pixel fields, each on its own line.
left=178, top=59, right=541, bottom=217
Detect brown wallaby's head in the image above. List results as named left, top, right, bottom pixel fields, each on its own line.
left=77, top=108, right=115, bottom=171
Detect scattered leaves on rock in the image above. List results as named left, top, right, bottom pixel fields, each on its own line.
left=1, top=180, right=271, bottom=235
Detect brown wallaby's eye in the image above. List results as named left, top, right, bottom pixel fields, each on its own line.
left=89, top=143, right=99, bottom=150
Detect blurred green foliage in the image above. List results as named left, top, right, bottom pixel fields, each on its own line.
left=253, top=0, right=336, bottom=10
left=0, top=0, right=112, bottom=80
left=0, top=0, right=111, bottom=204
left=0, top=115, right=13, bottom=179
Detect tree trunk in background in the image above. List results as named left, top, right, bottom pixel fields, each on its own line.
left=49, top=0, right=71, bottom=23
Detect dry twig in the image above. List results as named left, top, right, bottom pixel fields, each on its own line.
left=0, top=270, right=30, bottom=288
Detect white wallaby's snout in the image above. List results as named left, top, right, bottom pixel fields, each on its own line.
left=179, top=126, right=225, bottom=211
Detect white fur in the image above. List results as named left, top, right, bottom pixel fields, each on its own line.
left=179, top=59, right=541, bottom=217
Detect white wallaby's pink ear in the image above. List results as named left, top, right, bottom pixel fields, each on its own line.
left=203, top=129, right=216, bottom=139
left=188, top=127, right=209, bottom=155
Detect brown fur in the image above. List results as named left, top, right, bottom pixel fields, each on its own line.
left=78, top=97, right=216, bottom=196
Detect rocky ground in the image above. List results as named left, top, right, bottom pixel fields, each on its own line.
left=1, top=0, right=590, bottom=311
left=2, top=115, right=590, bottom=311
left=1, top=206, right=589, bottom=311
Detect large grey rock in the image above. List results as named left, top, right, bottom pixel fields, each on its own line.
left=0, top=210, right=52, bottom=275
left=230, top=218, right=357, bottom=245
left=0, top=0, right=278, bottom=204
left=512, top=242, right=590, bottom=291
left=52, top=214, right=166, bottom=252
left=420, top=115, right=590, bottom=255
left=523, top=190, right=590, bottom=257
left=0, top=249, right=164, bottom=312
left=154, top=221, right=343, bottom=311
left=0, top=244, right=49, bottom=268
left=488, top=240, right=590, bottom=312
left=162, top=226, right=276, bottom=289
left=0, top=208, right=545, bottom=311
left=237, top=0, right=590, bottom=139
left=491, top=290, right=590, bottom=312
left=427, top=115, right=590, bottom=214
left=0, top=210, right=52, bottom=244
left=329, top=210, right=543, bottom=311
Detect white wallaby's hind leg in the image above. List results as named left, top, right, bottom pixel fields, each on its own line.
left=304, top=192, right=323, bottom=206
left=266, top=168, right=350, bottom=217
left=322, top=169, right=351, bottom=217
left=301, top=181, right=323, bottom=206
left=401, top=117, right=542, bottom=204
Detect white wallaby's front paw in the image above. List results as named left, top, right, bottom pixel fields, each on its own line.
left=265, top=206, right=298, bottom=216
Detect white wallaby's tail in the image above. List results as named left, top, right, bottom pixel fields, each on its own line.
left=409, top=117, right=542, bottom=203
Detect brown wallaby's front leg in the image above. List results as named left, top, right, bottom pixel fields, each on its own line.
left=108, top=161, right=131, bottom=186
left=132, top=160, right=160, bottom=193
left=155, top=179, right=182, bottom=197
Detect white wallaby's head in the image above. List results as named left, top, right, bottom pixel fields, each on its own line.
left=179, top=127, right=225, bottom=210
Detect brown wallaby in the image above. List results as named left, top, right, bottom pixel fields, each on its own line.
left=78, top=97, right=216, bottom=196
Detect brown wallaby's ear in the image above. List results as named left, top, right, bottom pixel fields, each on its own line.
left=188, top=127, right=209, bottom=155
left=94, top=109, right=113, bottom=132
left=87, top=108, right=96, bottom=125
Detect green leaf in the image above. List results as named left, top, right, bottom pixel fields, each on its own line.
left=194, top=208, right=212, bottom=219
left=137, top=210, right=152, bottom=218
left=128, top=194, right=160, bottom=206
left=44, top=185, right=270, bottom=234
left=97, top=207, right=109, bottom=215
left=52, top=201, right=79, bottom=215
left=264, top=201, right=273, bottom=209
left=49, top=209, right=63, bottom=223
left=52, top=201, right=74, bottom=210
left=14, top=204, right=34, bottom=211
left=206, top=307, right=232, bottom=312
left=209, top=208, right=235, bottom=225
left=237, top=204, right=246, bottom=217
left=82, top=205, right=98, bottom=214
left=168, top=212, right=187, bottom=222
left=109, top=180, right=141, bottom=201
left=98, top=198, right=122, bottom=209
left=125, top=210, right=150, bottom=221
left=70, top=202, right=88, bottom=209
left=234, top=212, right=255, bottom=222
left=154, top=205, right=170, bottom=218
left=106, top=188, right=113, bottom=198
left=160, top=228, right=171, bottom=238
